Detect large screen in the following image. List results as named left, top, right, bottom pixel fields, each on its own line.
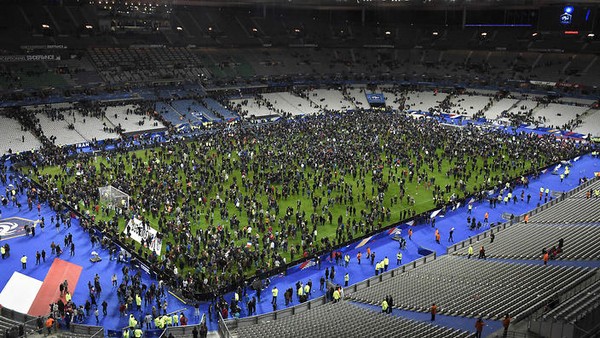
left=538, top=5, right=596, bottom=31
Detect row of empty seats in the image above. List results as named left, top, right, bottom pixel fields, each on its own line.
left=347, top=255, right=595, bottom=320
left=543, top=275, right=600, bottom=323
left=0, top=115, right=41, bottom=154
left=453, top=223, right=600, bottom=260
left=529, top=196, right=600, bottom=223
left=234, top=301, right=471, bottom=338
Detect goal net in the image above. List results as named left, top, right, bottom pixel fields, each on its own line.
left=98, top=185, right=130, bottom=210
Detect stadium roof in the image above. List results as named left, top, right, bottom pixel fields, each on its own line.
left=172, top=0, right=600, bottom=9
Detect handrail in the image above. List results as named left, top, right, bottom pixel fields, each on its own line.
left=220, top=251, right=438, bottom=334
left=446, top=175, right=600, bottom=256
left=89, top=327, right=105, bottom=338
left=217, top=308, right=232, bottom=338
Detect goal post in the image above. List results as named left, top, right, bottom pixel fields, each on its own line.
left=98, top=185, right=130, bottom=210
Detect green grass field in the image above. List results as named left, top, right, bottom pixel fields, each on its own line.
left=35, top=133, right=538, bottom=279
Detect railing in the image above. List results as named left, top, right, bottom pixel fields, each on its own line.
left=446, top=176, right=599, bottom=256
left=217, top=309, right=232, bottom=338
left=0, top=307, right=50, bottom=337
left=489, top=330, right=530, bottom=338
left=217, top=251, right=438, bottom=337
left=89, top=327, right=105, bottom=338
left=71, top=324, right=105, bottom=336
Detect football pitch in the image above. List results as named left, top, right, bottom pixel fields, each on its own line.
left=33, top=114, right=556, bottom=279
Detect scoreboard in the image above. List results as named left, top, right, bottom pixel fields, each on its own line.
left=538, top=5, right=597, bottom=31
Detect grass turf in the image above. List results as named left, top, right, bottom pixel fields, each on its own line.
left=33, top=137, right=536, bottom=280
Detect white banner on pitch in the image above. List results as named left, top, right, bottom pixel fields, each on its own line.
left=124, top=218, right=162, bottom=255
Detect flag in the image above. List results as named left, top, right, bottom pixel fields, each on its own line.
left=246, top=242, right=252, bottom=248
left=355, top=236, right=372, bottom=249
left=299, top=260, right=315, bottom=270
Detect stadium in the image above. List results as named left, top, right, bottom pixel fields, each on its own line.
left=0, top=0, right=599, bottom=337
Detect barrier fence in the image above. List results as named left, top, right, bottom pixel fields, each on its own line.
left=218, top=252, right=437, bottom=337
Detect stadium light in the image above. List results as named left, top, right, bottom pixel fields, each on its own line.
left=432, top=31, right=438, bottom=36
left=176, top=26, right=183, bottom=31
left=588, top=33, right=595, bottom=37
left=564, top=6, right=574, bottom=14
left=480, top=32, right=487, bottom=37
left=85, top=24, right=93, bottom=29
left=41, top=24, right=50, bottom=29
left=532, top=32, right=538, bottom=37
left=252, top=28, right=258, bottom=33
left=385, top=31, right=391, bottom=35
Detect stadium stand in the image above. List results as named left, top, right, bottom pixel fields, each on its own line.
left=0, top=114, right=42, bottom=154
left=233, top=301, right=472, bottom=338
left=347, top=256, right=596, bottom=320
left=1, top=2, right=600, bottom=338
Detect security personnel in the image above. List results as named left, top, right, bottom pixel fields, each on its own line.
left=297, top=285, right=304, bottom=299
left=133, top=327, right=143, bottom=338
left=135, top=294, right=142, bottom=311
left=21, top=255, right=27, bottom=269
left=468, top=245, right=474, bottom=259
left=383, top=256, right=389, bottom=271
left=332, top=288, right=340, bottom=303
left=397, top=251, right=403, bottom=265
left=172, top=313, right=179, bottom=326
left=165, top=314, right=172, bottom=327
left=153, top=316, right=162, bottom=329
left=375, top=261, right=381, bottom=275
left=271, top=286, right=278, bottom=304
left=303, top=283, right=310, bottom=297
left=128, top=314, right=137, bottom=329
left=344, top=254, right=350, bottom=267
left=344, top=273, right=349, bottom=287
left=381, top=299, right=388, bottom=313
left=122, top=329, right=130, bottom=338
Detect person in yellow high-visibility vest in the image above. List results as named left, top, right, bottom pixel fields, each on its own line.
left=381, top=299, right=388, bottom=313
left=172, top=313, right=179, bottom=326
left=128, top=314, right=137, bottom=329
left=21, top=255, right=27, bottom=269
left=344, top=273, right=349, bottom=287
left=135, top=294, right=142, bottom=311
left=133, top=327, right=142, bottom=338
left=332, top=288, right=340, bottom=303
left=154, top=316, right=161, bottom=329
left=303, top=283, right=310, bottom=297
left=468, top=245, right=474, bottom=259
left=271, top=286, right=278, bottom=305
left=122, top=329, right=130, bottom=338
left=397, top=252, right=403, bottom=265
